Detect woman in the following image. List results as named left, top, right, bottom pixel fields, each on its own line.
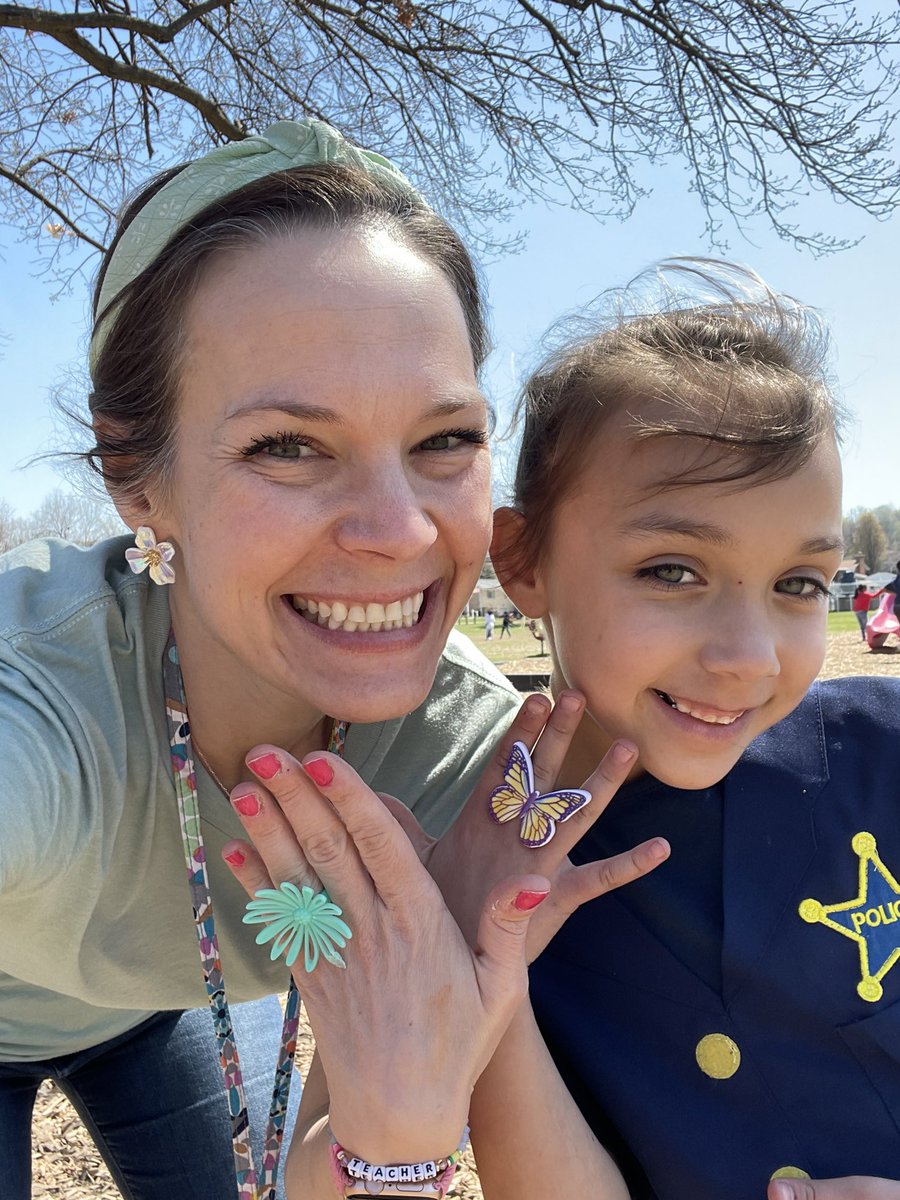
left=0, top=118, right=541, bottom=1200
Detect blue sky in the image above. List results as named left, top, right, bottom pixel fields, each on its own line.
left=0, top=164, right=897, bottom=518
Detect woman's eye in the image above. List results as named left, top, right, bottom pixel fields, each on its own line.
left=416, top=428, right=487, bottom=453
left=265, top=442, right=312, bottom=459
left=776, top=576, right=828, bottom=599
left=242, top=433, right=319, bottom=460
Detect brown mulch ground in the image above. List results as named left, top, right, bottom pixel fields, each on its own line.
left=28, top=632, right=900, bottom=1198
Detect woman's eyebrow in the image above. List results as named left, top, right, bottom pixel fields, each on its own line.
left=224, top=395, right=487, bottom=424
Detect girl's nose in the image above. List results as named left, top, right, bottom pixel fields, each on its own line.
left=333, top=467, right=438, bottom=561
left=698, top=599, right=781, bottom=682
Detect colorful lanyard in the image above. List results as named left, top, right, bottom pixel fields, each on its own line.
left=162, top=630, right=348, bottom=1200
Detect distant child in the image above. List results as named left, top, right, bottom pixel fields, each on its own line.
left=484, top=609, right=495, bottom=639
left=852, top=582, right=871, bottom=639
left=488, top=265, right=900, bottom=1199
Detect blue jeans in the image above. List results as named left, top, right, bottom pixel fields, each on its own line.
left=855, top=609, right=868, bottom=638
left=0, top=997, right=301, bottom=1200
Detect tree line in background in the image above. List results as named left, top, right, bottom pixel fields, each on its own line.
left=1, top=491, right=897, bottom=574
left=0, top=489, right=125, bottom=552
left=845, top=507, right=900, bottom=575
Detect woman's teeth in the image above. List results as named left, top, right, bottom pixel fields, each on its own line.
left=655, top=690, right=744, bottom=725
left=291, top=591, right=424, bottom=632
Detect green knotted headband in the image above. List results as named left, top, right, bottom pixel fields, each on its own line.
left=90, top=118, right=421, bottom=373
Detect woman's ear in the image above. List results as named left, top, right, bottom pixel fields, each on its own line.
left=491, top=507, right=548, bottom=619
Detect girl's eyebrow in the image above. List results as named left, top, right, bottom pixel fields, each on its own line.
left=619, top=514, right=843, bottom=556
left=618, top=514, right=733, bottom=545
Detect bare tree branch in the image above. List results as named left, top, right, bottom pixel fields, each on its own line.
left=0, top=0, right=897, bottom=280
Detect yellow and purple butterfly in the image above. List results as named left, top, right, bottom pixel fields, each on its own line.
left=488, top=741, right=592, bottom=848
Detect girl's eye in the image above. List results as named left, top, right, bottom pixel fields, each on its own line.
left=637, top=562, right=700, bottom=587
left=241, top=433, right=319, bottom=460
left=776, top=576, right=829, bottom=600
left=415, top=428, right=487, bottom=453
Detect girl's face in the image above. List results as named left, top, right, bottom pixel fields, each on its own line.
left=496, top=412, right=844, bottom=789
left=144, top=225, right=491, bottom=727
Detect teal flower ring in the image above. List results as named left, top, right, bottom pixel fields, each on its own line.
left=243, top=881, right=352, bottom=972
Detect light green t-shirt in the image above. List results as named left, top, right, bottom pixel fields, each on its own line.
left=0, top=537, right=519, bottom=1060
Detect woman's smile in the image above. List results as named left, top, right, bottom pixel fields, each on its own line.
left=288, top=587, right=426, bottom=631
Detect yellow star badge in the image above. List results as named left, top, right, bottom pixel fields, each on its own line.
left=799, top=832, right=900, bottom=1003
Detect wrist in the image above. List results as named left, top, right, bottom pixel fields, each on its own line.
left=328, top=1095, right=470, bottom=1164
left=327, top=1123, right=469, bottom=1200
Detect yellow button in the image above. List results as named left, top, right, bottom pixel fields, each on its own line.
left=695, top=1033, right=741, bottom=1079
left=771, top=1167, right=811, bottom=1181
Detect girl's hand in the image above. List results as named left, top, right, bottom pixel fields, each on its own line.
left=222, top=745, right=551, bottom=1165
left=769, top=1178, right=900, bottom=1199
left=425, top=690, right=670, bottom=957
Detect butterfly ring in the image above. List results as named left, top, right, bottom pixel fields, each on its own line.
left=488, top=741, right=592, bottom=848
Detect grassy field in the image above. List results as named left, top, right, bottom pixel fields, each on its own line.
left=457, top=609, right=872, bottom=669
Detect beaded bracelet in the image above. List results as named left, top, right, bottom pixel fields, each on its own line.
left=328, top=1127, right=469, bottom=1199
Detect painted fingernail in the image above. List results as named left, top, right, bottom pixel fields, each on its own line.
left=514, top=889, right=550, bottom=911
left=247, top=752, right=281, bottom=779
left=224, top=849, right=246, bottom=867
left=612, top=741, right=636, bottom=765
left=233, top=792, right=261, bottom=817
left=303, top=758, right=334, bottom=787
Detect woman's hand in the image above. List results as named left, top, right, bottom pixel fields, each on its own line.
left=425, top=690, right=670, bottom=957
left=222, top=746, right=552, bottom=1165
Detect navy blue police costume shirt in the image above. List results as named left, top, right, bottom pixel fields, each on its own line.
left=530, top=676, right=900, bottom=1200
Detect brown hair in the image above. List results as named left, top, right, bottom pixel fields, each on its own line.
left=83, top=164, right=488, bottom=509
left=503, top=263, right=843, bottom=578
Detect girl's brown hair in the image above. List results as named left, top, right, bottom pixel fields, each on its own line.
left=503, top=261, right=843, bottom=578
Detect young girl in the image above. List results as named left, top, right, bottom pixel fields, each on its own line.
left=486, top=266, right=900, bottom=1198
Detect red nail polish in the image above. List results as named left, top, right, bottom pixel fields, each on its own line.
left=303, top=758, right=334, bottom=787
left=247, top=752, right=281, bottom=779
left=233, top=793, right=261, bottom=817
left=224, top=849, right=246, bottom=867
left=514, top=889, right=550, bottom=911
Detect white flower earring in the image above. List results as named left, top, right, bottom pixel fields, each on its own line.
left=125, top=526, right=176, bottom=586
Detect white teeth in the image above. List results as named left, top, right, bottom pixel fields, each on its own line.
left=671, top=699, right=743, bottom=725
left=292, top=589, right=425, bottom=633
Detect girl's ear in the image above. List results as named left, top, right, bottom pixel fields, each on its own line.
left=491, top=507, right=548, bottom=618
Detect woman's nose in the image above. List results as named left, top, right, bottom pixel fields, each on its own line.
left=333, top=467, right=438, bottom=560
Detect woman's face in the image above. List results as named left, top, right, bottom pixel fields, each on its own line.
left=147, top=225, right=491, bottom=726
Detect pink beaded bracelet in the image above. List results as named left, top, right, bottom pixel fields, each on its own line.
left=328, top=1127, right=468, bottom=1199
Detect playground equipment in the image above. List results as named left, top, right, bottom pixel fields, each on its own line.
left=866, top=591, right=900, bottom=650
